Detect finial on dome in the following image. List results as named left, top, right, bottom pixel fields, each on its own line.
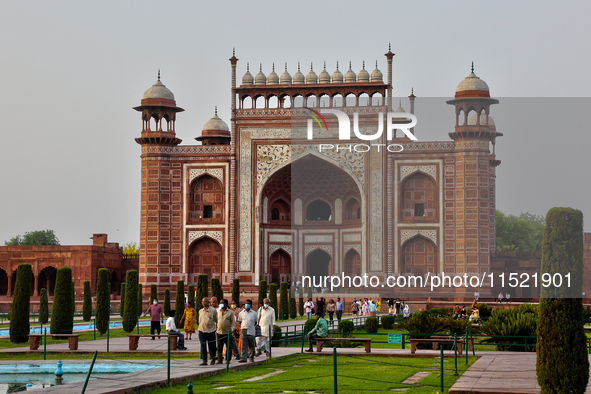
left=247, top=62, right=250, bottom=71
left=285, top=62, right=287, bottom=71
left=376, top=60, right=378, bottom=68
left=363, top=61, right=365, bottom=69
left=310, top=62, right=313, bottom=70
left=336, top=61, right=339, bottom=70
left=260, top=63, right=262, bottom=72
left=471, top=61, right=474, bottom=73
left=349, top=61, right=352, bottom=69
left=389, top=42, right=391, bottom=51
left=324, top=61, right=326, bottom=70
left=233, top=47, right=235, bottom=56
left=215, top=106, right=218, bottom=115
left=158, top=69, right=160, bottom=81
left=273, top=63, right=275, bottom=71
left=298, top=62, right=300, bottom=71
left=411, top=87, right=414, bottom=95
left=399, top=100, right=402, bottom=106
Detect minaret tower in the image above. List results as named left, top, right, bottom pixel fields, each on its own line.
left=446, top=63, right=502, bottom=278
left=134, top=73, right=184, bottom=292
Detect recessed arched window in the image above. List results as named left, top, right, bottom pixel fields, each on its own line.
left=306, top=199, right=331, bottom=221
left=271, top=207, right=280, bottom=221
left=344, top=197, right=361, bottom=221
left=189, top=174, right=224, bottom=223
left=270, top=198, right=290, bottom=222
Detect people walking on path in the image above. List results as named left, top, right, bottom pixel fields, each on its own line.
left=181, top=302, right=196, bottom=340
left=257, top=298, right=275, bottom=356
left=143, top=298, right=164, bottom=340
left=237, top=299, right=257, bottom=363
left=335, top=297, right=344, bottom=322
left=216, top=298, right=238, bottom=364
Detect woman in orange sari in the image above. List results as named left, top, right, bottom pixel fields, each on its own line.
left=181, top=302, right=196, bottom=340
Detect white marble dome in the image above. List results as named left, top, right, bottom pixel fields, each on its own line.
left=306, top=65, right=318, bottom=84
left=332, top=64, right=344, bottom=83
left=255, top=65, right=267, bottom=85
left=456, top=66, right=489, bottom=94
left=203, top=112, right=230, bottom=132
left=371, top=62, right=383, bottom=82
left=345, top=63, right=356, bottom=83
left=242, top=65, right=254, bottom=85
left=280, top=64, right=292, bottom=84
left=357, top=62, right=370, bottom=82
left=293, top=64, right=305, bottom=84
left=268, top=65, right=279, bottom=85
left=319, top=65, right=330, bottom=84
left=143, top=79, right=175, bottom=100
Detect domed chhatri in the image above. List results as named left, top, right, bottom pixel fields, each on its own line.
left=345, top=61, right=356, bottom=83
left=332, top=62, right=344, bottom=83
left=306, top=63, right=318, bottom=84
left=255, top=64, right=267, bottom=85
left=141, top=71, right=177, bottom=106
left=357, top=61, right=370, bottom=83
left=371, top=61, right=383, bottom=82
left=395, top=100, right=406, bottom=113
left=280, top=63, right=292, bottom=85
left=455, top=62, right=490, bottom=97
left=196, top=107, right=230, bottom=145
left=319, top=62, right=331, bottom=84
left=268, top=64, right=279, bottom=85
left=293, top=63, right=305, bottom=84
left=242, top=63, right=254, bottom=85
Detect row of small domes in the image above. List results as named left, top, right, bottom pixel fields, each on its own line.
left=242, top=61, right=383, bottom=86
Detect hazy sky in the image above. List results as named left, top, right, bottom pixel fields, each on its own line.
left=1, top=1, right=590, bottom=246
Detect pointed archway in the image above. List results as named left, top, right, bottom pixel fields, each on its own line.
left=306, top=249, right=331, bottom=287
left=401, top=236, right=437, bottom=276
left=189, top=237, right=223, bottom=283
left=268, top=249, right=291, bottom=286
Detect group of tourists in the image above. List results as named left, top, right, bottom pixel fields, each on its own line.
left=303, top=297, right=345, bottom=323
left=143, top=296, right=277, bottom=365
left=350, top=298, right=381, bottom=317
left=387, top=298, right=411, bottom=318
left=452, top=303, right=481, bottom=322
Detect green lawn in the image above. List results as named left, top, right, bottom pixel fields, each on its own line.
left=141, top=353, right=478, bottom=394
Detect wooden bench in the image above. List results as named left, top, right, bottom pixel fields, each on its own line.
left=409, top=337, right=463, bottom=354
left=28, top=334, right=81, bottom=350
left=127, top=334, right=177, bottom=351
left=315, top=337, right=373, bottom=353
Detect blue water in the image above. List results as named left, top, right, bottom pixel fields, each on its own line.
left=0, top=320, right=151, bottom=336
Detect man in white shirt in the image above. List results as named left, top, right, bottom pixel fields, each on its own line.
left=166, top=310, right=186, bottom=350
left=257, top=298, right=276, bottom=356
left=237, top=298, right=257, bottom=363
left=198, top=297, right=218, bottom=366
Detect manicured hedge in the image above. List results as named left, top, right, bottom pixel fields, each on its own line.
left=10, top=264, right=32, bottom=343
left=82, top=280, right=92, bottom=322
left=122, top=270, right=138, bottom=333
left=365, top=317, right=378, bottom=333
left=381, top=315, right=395, bottom=329
left=39, top=287, right=49, bottom=325
left=95, top=268, right=110, bottom=335
left=50, top=266, right=73, bottom=335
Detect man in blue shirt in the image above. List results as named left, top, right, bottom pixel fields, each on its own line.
left=335, top=297, right=344, bottom=322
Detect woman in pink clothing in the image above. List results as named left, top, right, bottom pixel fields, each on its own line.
left=362, top=300, right=367, bottom=317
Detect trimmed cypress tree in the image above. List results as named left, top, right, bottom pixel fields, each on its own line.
left=122, top=270, right=138, bottom=333
left=258, top=280, right=268, bottom=310
left=50, top=266, right=73, bottom=335
left=164, top=288, right=171, bottom=317
left=269, top=283, right=278, bottom=320
left=174, top=280, right=185, bottom=327
left=82, top=280, right=92, bottom=322
left=289, top=288, right=297, bottom=319
left=10, top=264, right=32, bottom=343
left=232, top=278, right=240, bottom=305
left=279, top=282, right=289, bottom=320
left=537, top=208, right=589, bottom=393
left=39, top=287, right=49, bottom=324
left=119, top=283, right=125, bottom=318
left=95, top=268, right=110, bottom=335
left=211, top=278, right=223, bottom=302
left=298, top=287, right=304, bottom=317
left=188, top=285, right=195, bottom=309
left=196, top=274, right=208, bottom=310
left=137, top=283, right=143, bottom=317
left=307, top=287, right=313, bottom=299
left=150, top=284, right=157, bottom=305
left=71, top=282, right=76, bottom=316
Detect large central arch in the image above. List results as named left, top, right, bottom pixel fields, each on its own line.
left=306, top=249, right=331, bottom=287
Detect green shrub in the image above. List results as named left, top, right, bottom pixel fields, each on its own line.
left=150, top=284, right=157, bottom=305
left=279, top=282, right=288, bottom=320
left=122, top=270, right=138, bottom=333
left=71, top=282, right=75, bottom=316
left=271, top=324, right=282, bottom=347
left=163, top=288, right=171, bottom=317
left=188, top=285, right=195, bottom=309
left=196, top=274, right=208, bottom=310
left=365, top=317, right=378, bottom=333
left=477, top=302, right=492, bottom=318
left=269, top=283, right=278, bottom=320
left=136, top=283, right=143, bottom=317
left=304, top=318, right=318, bottom=334
left=298, top=287, right=304, bottom=317
left=95, top=268, right=110, bottom=335
left=258, top=280, right=267, bottom=310
left=119, top=283, right=125, bottom=318
left=398, top=311, right=446, bottom=337
left=211, top=278, right=223, bottom=302
left=50, top=266, right=73, bottom=335
left=39, top=287, right=49, bottom=324
left=338, top=320, right=354, bottom=338
left=82, top=280, right=92, bottom=322
left=480, top=304, right=538, bottom=351
left=231, top=278, right=240, bottom=305
left=175, top=280, right=185, bottom=327
left=442, top=317, right=471, bottom=336
left=381, top=315, right=395, bottom=329
left=537, top=207, right=588, bottom=393
left=10, top=264, right=32, bottom=343
left=424, top=308, right=451, bottom=317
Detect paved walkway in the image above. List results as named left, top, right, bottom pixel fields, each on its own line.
left=448, top=353, right=591, bottom=394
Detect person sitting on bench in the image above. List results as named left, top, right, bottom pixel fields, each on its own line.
left=166, top=310, right=187, bottom=350
left=305, top=311, right=328, bottom=352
